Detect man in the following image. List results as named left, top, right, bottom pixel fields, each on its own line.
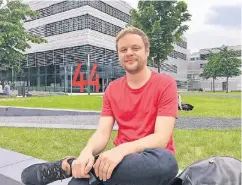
left=21, top=27, right=179, bottom=185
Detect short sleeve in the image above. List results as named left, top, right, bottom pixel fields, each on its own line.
left=101, top=86, right=114, bottom=116
left=157, top=78, right=178, bottom=118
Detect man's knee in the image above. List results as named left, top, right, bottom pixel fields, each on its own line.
left=68, top=178, right=89, bottom=185
left=143, top=148, right=178, bottom=176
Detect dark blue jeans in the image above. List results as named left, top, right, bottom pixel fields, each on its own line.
left=68, top=148, right=178, bottom=185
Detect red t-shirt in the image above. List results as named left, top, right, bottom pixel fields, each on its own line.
left=101, top=71, right=178, bottom=154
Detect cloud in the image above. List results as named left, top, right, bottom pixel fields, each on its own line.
left=124, top=0, right=241, bottom=53
left=187, top=27, right=241, bottom=52
left=205, top=4, right=241, bottom=29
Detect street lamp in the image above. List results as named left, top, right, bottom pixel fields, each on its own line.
left=87, top=53, right=90, bottom=95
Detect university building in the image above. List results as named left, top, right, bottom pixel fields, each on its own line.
left=0, top=0, right=189, bottom=93
left=188, top=45, right=241, bottom=91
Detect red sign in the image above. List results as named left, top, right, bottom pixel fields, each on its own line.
left=72, top=62, right=99, bottom=93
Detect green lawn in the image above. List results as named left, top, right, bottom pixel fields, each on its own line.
left=178, top=96, right=241, bottom=118
left=0, top=127, right=240, bottom=169
left=0, top=95, right=240, bottom=118
left=180, top=91, right=241, bottom=95
left=0, top=96, right=103, bottom=111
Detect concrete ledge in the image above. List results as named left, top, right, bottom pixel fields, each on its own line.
left=0, top=106, right=100, bottom=117
left=0, top=148, right=70, bottom=184
left=0, top=174, right=22, bottom=185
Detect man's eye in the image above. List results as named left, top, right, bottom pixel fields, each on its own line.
left=121, top=49, right=127, bottom=52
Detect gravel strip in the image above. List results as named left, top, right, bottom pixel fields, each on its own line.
left=0, top=115, right=240, bottom=129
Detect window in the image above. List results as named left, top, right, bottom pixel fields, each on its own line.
left=160, top=63, right=177, bottom=73
left=28, top=53, right=36, bottom=67
left=73, top=17, right=79, bottom=31
left=187, top=74, right=192, bottom=79
left=54, top=49, right=64, bottom=65
left=97, top=19, right=102, bottom=32
left=68, top=18, right=74, bottom=32
left=45, top=51, right=54, bottom=66
left=36, top=52, right=45, bottom=66
left=49, top=23, right=54, bottom=36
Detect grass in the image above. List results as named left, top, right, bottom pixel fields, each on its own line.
left=0, top=95, right=241, bottom=118
left=0, top=127, right=240, bottom=169
left=179, top=96, right=241, bottom=118
left=180, top=91, right=241, bottom=95
left=0, top=95, right=103, bottom=111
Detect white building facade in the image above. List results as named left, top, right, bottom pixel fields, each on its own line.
left=148, top=37, right=189, bottom=91
left=188, top=45, right=241, bottom=91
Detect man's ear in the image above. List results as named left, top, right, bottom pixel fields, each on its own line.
left=146, top=49, right=150, bottom=57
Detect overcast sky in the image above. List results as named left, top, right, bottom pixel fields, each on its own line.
left=124, top=0, right=241, bottom=53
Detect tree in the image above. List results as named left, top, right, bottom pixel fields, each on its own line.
left=0, top=0, right=46, bottom=75
left=128, top=0, right=191, bottom=73
left=218, top=46, right=241, bottom=93
left=200, top=53, right=221, bottom=92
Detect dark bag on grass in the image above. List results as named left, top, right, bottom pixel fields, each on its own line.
left=170, top=156, right=241, bottom=185
left=182, top=103, right=194, bottom=111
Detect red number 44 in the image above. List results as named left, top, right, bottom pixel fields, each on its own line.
left=72, top=62, right=99, bottom=93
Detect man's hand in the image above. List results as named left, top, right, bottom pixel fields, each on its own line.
left=93, top=148, right=125, bottom=181
left=72, top=150, right=95, bottom=179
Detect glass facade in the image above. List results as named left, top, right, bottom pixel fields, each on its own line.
left=0, top=45, right=125, bottom=93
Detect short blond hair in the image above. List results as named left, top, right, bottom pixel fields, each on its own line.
left=116, top=27, right=150, bottom=51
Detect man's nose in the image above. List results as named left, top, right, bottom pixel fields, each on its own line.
left=126, top=48, right=134, bottom=56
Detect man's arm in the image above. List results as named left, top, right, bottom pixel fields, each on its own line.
left=116, top=116, right=175, bottom=156
left=83, top=116, right=115, bottom=155
left=93, top=116, right=175, bottom=181
left=83, top=84, right=115, bottom=155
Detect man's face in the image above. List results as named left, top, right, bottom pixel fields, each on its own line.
left=117, top=33, right=149, bottom=74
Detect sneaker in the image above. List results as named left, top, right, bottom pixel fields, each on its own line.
left=21, top=157, right=75, bottom=185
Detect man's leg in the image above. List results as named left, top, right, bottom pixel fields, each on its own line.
left=68, top=178, right=89, bottom=185
left=21, top=157, right=75, bottom=185
left=21, top=148, right=177, bottom=185
left=21, top=156, right=101, bottom=185
left=103, top=148, right=178, bottom=185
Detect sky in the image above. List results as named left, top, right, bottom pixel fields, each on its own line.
left=124, top=0, right=241, bottom=53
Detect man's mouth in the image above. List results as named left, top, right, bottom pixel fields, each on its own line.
left=125, top=59, right=136, bottom=63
